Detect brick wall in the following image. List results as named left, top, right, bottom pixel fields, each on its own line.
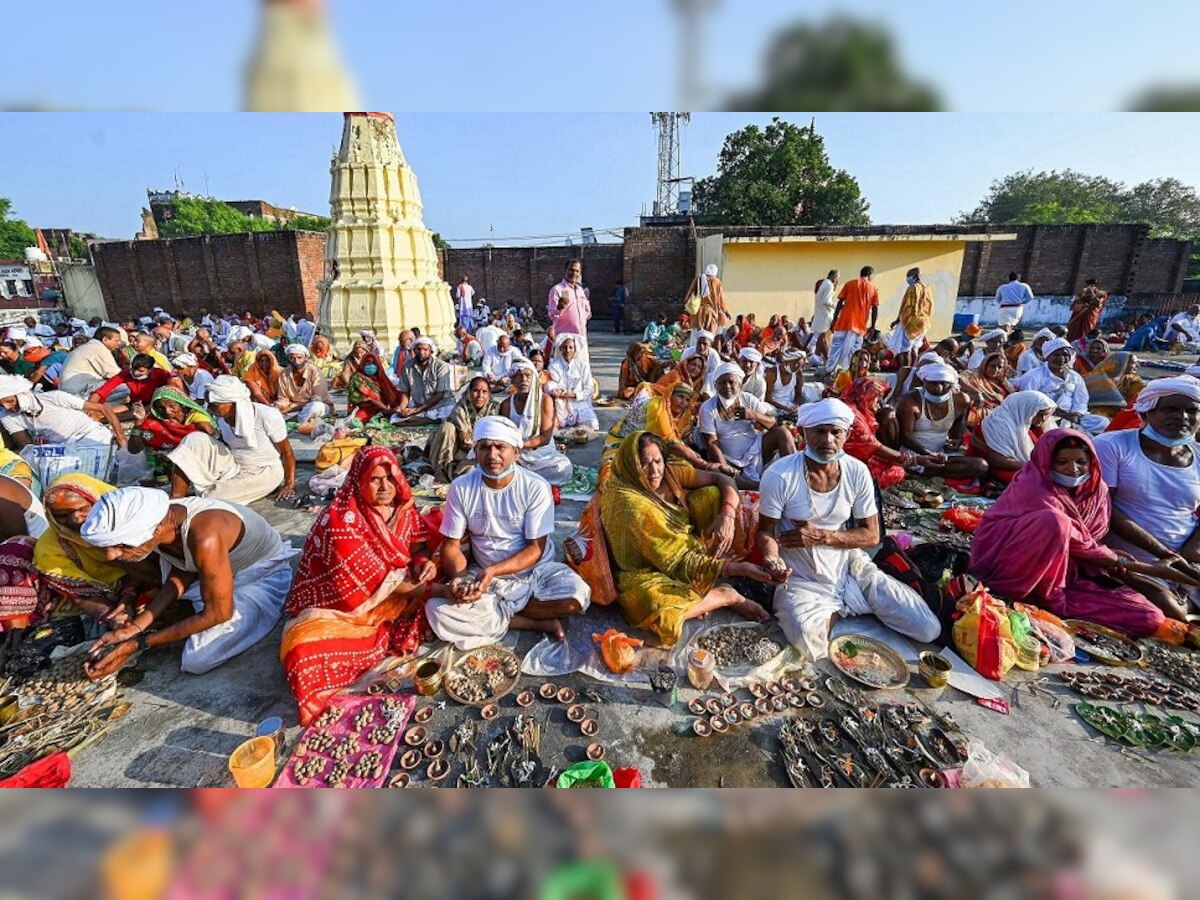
left=439, top=244, right=624, bottom=322
left=622, top=226, right=694, bottom=329
left=92, top=231, right=327, bottom=322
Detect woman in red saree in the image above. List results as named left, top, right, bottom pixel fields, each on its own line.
left=843, top=378, right=925, bottom=488
left=281, top=447, right=451, bottom=724
left=970, top=429, right=1195, bottom=639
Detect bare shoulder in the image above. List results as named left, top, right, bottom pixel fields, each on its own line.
left=187, top=508, right=245, bottom=556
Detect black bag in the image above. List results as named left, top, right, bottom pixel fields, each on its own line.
left=874, top=538, right=976, bottom=645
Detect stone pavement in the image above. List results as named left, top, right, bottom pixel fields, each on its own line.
left=68, top=330, right=1200, bottom=787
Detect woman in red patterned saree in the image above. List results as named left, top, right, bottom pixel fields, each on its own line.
left=280, top=446, right=451, bottom=724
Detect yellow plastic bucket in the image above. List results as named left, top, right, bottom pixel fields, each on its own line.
left=228, top=736, right=276, bottom=788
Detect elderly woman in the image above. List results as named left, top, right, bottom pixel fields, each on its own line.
left=242, top=348, right=283, bottom=406
left=1013, top=337, right=1109, bottom=434
left=281, top=448, right=447, bottom=724
left=967, top=390, right=1056, bottom=484
left=33, top=474, right=160, bottom=626
left=959, top=351, right=1014, bottom=430
left=616, top=342, right=664, bottom=401
left=310, top=335, right=341, bottom=382
left=600, top=431, right=772, bottom=645
left=347, top=351, right=401, bottom=423
left=426, top=376, right=497, bottom=483
left=1094, top=377, right=1200, bottom=611
left=843, top=378, right=934, bottom=490
left=603, top=381, right=728, bottom=479
left=0, top=457, right=48, bottom=667
left=547, top=333, right=598, bottom=430
left=972, top=430, right=1196, bottom=639
left=1075, top=337, right=1110, bottom=375
left=757, top=399, right=941, bottom=660
left=128, top=386, right=218, bottom=471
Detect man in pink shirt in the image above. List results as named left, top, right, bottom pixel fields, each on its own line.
left=547, top=259, right=592, bottom=363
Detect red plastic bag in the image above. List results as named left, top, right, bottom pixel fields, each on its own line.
left=952, top=589, right=1017, bottom=680
left=941, top=506, right=983, bottom=534
left=613, top=767, right=642, bottom=788
left=0, top=751, right=70, bottom=788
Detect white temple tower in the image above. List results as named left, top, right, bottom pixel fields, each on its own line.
left=318, top=112, right=454, bottom=350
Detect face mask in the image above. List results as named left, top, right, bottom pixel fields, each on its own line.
left=1050, top=470, right=1090, bottom=488
left=289, top=358, right=305, bottom=369
left=362, top=364, right=378, bottom=376
left=479, top=462, right=517, bottom=481
left=1143, top=424, right=1196, bottom=448
left=131, top=372, right=149, bottom=381
left=906, top=275, right=917, bottom=285
left=804, top=446, right=845, bottom=464
left=922, top=389, right=949, bottom=404
left=718, top=392, right=739, bottom=409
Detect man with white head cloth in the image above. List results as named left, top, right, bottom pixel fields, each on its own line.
left=692, top=330, right=722, bottom=395
left=894, top=361, right=988, bottom=480
left=426, top=416, right=590, bottom=649
left=498, top=359, right=573, bottom=485
left=394, top=336, right=455, bottom=424
left=765, top=348, right=806, bottom=417
left=737, top=346, right=767, bottom=401
left=0, top=374, right=125, bottom=450
left=547, top=332, right=599, bottom=430
left=277, top=344, right=334, bottom=435
left=1013, top=337, right=1108, bottom=434
left=1016, top=328, right=1055, bottom=377
left=966, top=329, right=1006, bottom=369
left=170, top=352, right=215, bottom=403
left=698, top=362, right=796, bottom=489
left=1095, top=376, right=1200, bottom=612
left=482, top=333, right=524, bottom=389
left=78, top=486, right=297, bottom=678
left=167, top=375, right=296, bottom=504
left=756, top=398, right=941, bottom=660
left=358, top=329, right=387, bottom=361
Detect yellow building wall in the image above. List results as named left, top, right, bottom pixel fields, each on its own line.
left=720, top=239, right=967, bottom=341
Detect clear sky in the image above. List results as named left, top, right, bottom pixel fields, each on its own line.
left=6, top=1, right=1197, bottom=112
left=4, top=112, right=1198, bottom=245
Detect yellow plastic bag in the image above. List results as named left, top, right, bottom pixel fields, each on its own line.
left=685, top=293, right=701, bottom=316
left=314, top=437, right=367, bottom=473
left=952, top=589, right=1018, bottom=680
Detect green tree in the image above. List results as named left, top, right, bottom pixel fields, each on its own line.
left=283, top=214, right=331, bottom=232
left=67, top=234, right=91, bottom=260
left=728, top=16, right=942, bottom=112
left=431, top=231, right=450, bottom=251
left=0, top=198, right=37, bottom=260
left=956, top=170, right=1125, bottom=225
left=158, top=197, right=276, bottom=237
left=1120, top=178, right=1200, bottom=240
left=693, top=117, right=870, bottom=226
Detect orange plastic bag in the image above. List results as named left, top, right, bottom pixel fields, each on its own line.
left=953, top=588, right=1018, bottom=680
left=564, top=495, right=618, bottom=606
left=593, top=629, right=644, bottom=674
left=941, top=506, right=983, bottom=534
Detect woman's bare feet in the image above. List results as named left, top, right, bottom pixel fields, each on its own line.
left=731, top=597, right=771, bottom=623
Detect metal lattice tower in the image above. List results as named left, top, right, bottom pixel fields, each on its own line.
left=650, top=112, right=690, bottom=216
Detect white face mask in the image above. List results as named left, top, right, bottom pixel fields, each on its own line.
left=718, top=392, right=739, bottom=409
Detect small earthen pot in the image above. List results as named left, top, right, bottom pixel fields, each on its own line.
left=724, top=708, right=740, bottom=726
left=586, top=742, right=606, bottom=761
left=720, top=692, right=736, bottom=708
left=767, top=681, right=785, bottom=697
left=705, top=697, right=723, bottom=716
left=480, top=703, right=500, bottom=721
left=423, top=740, right=444, bottom=759
left=403, top=726, right=427, bottom=746
left=755, top=698, right=772, bottom=716
left=567, top=704, right=587, bottom=723
left=710, top=715, right=729, bottom=734
left=806, top=692, right=826, bottom=709
left=693, top=718, right=712, bottom=737
left=688, top=697, right=708, bottom=716
left=557, top=686, right=576, bottom=704
left=539, top=683, right=558, bottom=699
left=399, top=749, right=422, bottom=770
left=771, top=695, right=788, bottom=712
left=427, top=758, right=450, bottom=781
left=516, top=690, right=536, bottom=708
left=789, top=693, right=806, bottom=709
left=580, top=718, right=599, bottom=736
left=738, top=701, right=755, bottom=720
left=748, top=683, right=768, bottom=699
left=389, top=772, right=411, bottom=788
left=414, top=706, right=434, bottom=724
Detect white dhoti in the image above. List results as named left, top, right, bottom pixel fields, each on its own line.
left=996, top=306, right=1024, bottom=329
left=168, top=432, right=284, bottom=505
left=827, top=331, right=864, bottom=374
left=811, top=303, right=835, bottom=335
left=774, top=548, right=940, bottom=662
left=725, top=433, right=764, bottom=482
left=177, top=546, right=297, bottom=674
left=519, top=444, right=573, bottom=485
left=886, top=323, right=924, bottom=355
left=555, top=398, right=599, bottom=431
left=426, top=562, right=591, bottom=650
left=284, top=400, right=329, bottom=424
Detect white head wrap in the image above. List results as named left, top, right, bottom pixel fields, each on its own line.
left=679, top=347, right=698, bottom=362
left=1031, top=328, right=1055, bottom=343
left=284, top=343, right=309, bottom=358
left=138, top=316, right=153, bottom=327
left=980, top=391, right=1056, bottom=462
left=781, top=348, right=804, bottom=362
left=250, top=334, right=274, bottom=350
left=6, top=326, right=26, bottom=342
left=21, top=336, right=43, bottom=350
left=69, top=317, right=86, bottom=328
left=704, top=264, right=718, bottom=278
left=472, top=415, right=523, bottom=449
left=795, top=398, right=855, bottom=430
left=413, top=336, right=435, bottom=349
left=694, top=330, right=714, bottom=342
left=79, top=487, right=171, bottom=548
left=511, top=358, right=536, bottom=375
left=171, top=353, right=198, bottom=369
left=1041, top=338, right=1073, bottom=359
left=981, top=329, right=1006, bottom=343
left=917, top=362, right=959, bottom=385
left=738, top=347, right=763, bottom=364
left=359, top=329, right=375, bottom=339
left=0, top=374, right=35, bottom=414
left=711, top=361, right=744, bottom=386
left=206, top=375, right=259, bottom=448
left=1133, top=376, right=1200, bottom=414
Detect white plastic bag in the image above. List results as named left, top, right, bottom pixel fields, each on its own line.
left=959, top=741, right=1030, bottom=788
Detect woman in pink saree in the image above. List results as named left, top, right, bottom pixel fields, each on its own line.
left=971, top=429, right=1194, bottom=638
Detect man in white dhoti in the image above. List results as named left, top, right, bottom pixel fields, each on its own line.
left=498, top=360, right=573, bottom=485
left=79, top=487, right=297, bottom=677
left=1013, top=338, right=1109, bottom=435
left=394, top=337, right=456, bottom=424
left=277, top=344, right=334, bottom=436
left=426, top=416, right=590, bottom=650
left=811, top=269, right=839, bottom=362
left=547, top=333, right=598, bottom=430
left=167, top=376, right=297, bottom=504
left=756, top=399, right=941, bottom=661
left=1167, top=304, right=1200, bottom=351
left=994, top=271, right=1034, bottom=330
left=482, top=334, right=524, bottom=390
left=698, top=363, right=796, bottom=489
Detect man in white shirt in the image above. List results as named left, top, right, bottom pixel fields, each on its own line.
left=475, top=313, right=504, bottom=356
left=170, top=353, right=215, bottom=402
left=0, top=375, right=125, bottom=449
left=756, top=399, right=940, bottom=661
left=58, top=326, right=124, bottom=397
left=455, top=276, right=476, bottom=331
left=693, top=330, right=723, bottom=396
left=425, top=416, right=590, bottom=650
left=966, top=329, right=1006, bottom=369
left=1167, top=304, right=1200, bottom=350
left=995, top=272, right=1035, bottom=330
left=167, top=376, right=296, bottom=505
left=1013, top=337, right=1108, bottom=434
left=482, top=334, right=524, bottom=389
left=1016, top=328, right=1055, bottom=377
left=811, top=269, right=839, bottom=362
left=698, top=363, right=795, bottom=489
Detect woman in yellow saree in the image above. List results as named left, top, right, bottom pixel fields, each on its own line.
left=1083, top=351, right=1145, bottom=416
left=599, top=431, right=774, bottom=646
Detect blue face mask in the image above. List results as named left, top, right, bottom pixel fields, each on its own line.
left=906, top=275, right=917, bottom=286
left=1050, top=470, right=1090, bottom=488
left=362, top=364, right=378, bottom=376
left=1143, top=424, right=1196, bottom=448
left=479, top=462, right=518, bottom=481
left=804, top=446, right=845, bottom=464
left=922, top=389, right=949, bottom=404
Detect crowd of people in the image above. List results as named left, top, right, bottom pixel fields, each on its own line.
left=2, top=257, right=1199, bottom=736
